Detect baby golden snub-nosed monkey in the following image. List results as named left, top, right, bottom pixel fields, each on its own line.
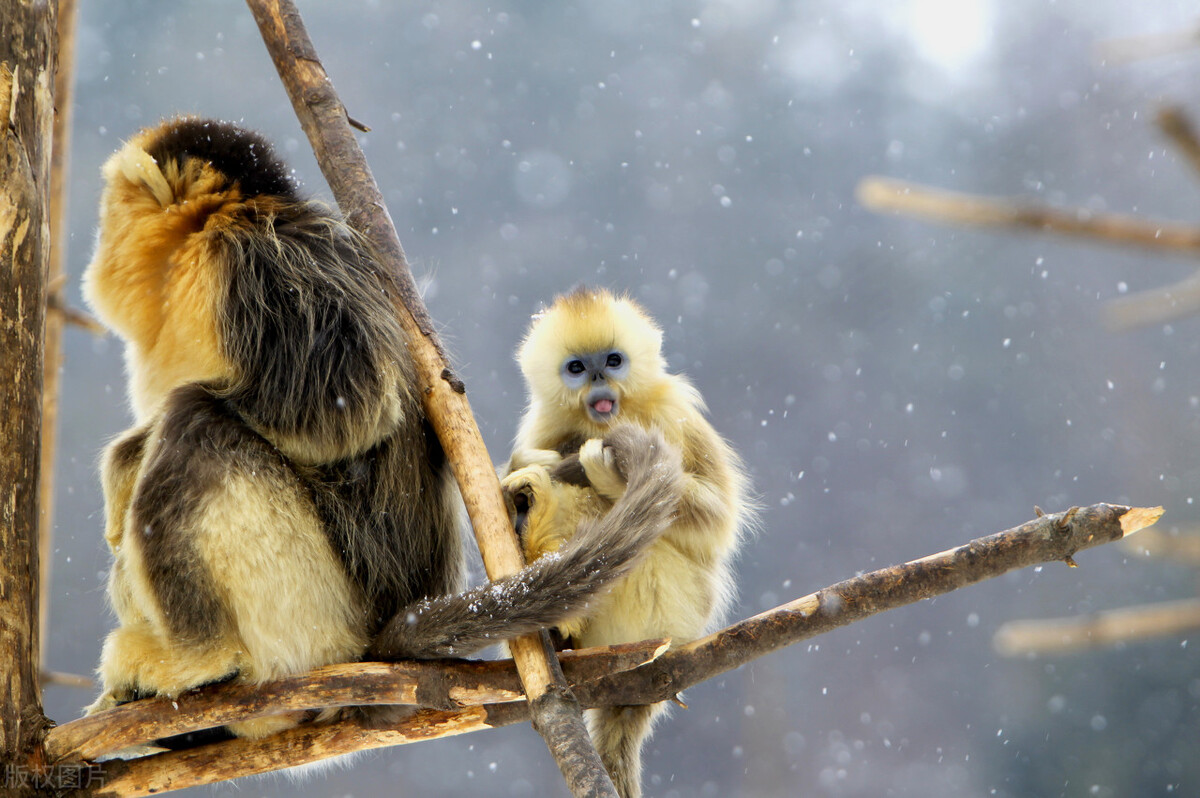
left=82, top=118, right=679, bottom=745
left=503, top=287, right=755, bottom=798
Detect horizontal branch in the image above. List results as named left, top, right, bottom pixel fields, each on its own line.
left=85, top=704, right=530, bottom=796
left=46, top=639, right=667, bottom=764
left=857, top=176, right=1200, bottom=255
left=69, top=503, right=1159, bottom=797
left=1102, top=269, right=1200, bottom=331
left=1121, top=526, right=1200, bottom=566
left=993, top=597, right=1200, bottom=655
left=1093, top=25, right=1200, bottom=65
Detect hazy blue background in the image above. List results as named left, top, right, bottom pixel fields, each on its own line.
left=42, top=1, right=1200, bottom=795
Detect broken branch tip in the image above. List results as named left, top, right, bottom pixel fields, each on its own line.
left=1119, top=505, right=1164, bottom=537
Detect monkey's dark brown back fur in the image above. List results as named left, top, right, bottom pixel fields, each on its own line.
left=216, top=192, right=463, bottom=632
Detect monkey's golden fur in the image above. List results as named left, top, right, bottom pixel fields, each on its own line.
left=83, top=119, right=681, bottom=745
left=84, top=121, right=382, bottom=739
left=504, top=288, right=753, bottom=798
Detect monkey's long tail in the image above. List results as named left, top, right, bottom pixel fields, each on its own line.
left=367, top=426, right=682, bottom=660
left=589, top=703, right=664, bottom=798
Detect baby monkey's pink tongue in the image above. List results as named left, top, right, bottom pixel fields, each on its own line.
left=593, top=399, right=614, bottom=414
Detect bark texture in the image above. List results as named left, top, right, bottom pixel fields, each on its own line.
left=0, top=0, right=57, bottom=791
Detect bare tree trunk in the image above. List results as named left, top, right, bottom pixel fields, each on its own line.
left=0, top=0, right=57, bottom=792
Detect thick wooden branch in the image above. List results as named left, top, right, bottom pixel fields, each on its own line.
left=46, top=640, right=668, bottom=764
left=993, top=597, right=1200, bottom=655
left=0, top=0, right=57, bottom=786
left=64, top=641, right=666, bottom=797
left=83, top=705, right=530, bottom=797
left=857, top=176, right=1200, bottom=255
left=65, top=504, right=1158, bottom=796
left=243, top=4, right=615, bottom=793
left=75, top=671, right=596, bottom=797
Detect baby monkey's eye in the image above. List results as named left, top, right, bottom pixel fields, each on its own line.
left=606, top=353, right=623, bottom=369
left=566, top=360, right=586, bottom=375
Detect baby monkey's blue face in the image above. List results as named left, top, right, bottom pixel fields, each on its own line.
left=561, top=349, right=630, bottom=424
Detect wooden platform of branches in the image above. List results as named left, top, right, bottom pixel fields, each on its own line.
left=0, top=2, right=1169, bottom=796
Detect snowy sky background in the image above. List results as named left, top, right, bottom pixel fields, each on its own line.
left=43, top=1, right=1200, bottom=795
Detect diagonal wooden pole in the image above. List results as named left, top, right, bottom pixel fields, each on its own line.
left=243, top=2, right=617, bottom=795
